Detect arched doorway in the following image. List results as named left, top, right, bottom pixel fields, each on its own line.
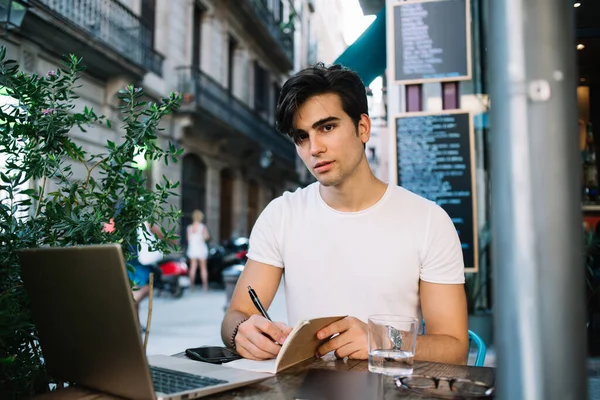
left=246, top=180, right=259, bottom=235
left=220, top=168, right=234, bottom=241
left=181, top=154, right=207, bottom=248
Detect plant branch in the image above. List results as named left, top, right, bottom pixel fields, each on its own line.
left=34, top=176, right=47, bottom=218
left=84, top=157, right=108, bottom=189
left=143, top=273, right=154, bottom=352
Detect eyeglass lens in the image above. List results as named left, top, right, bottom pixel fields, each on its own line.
left=402, top=376, right=438, bottom=389
left=401, top=376, right=492, bottom=396
left=451, top=379, right=490, bottom=395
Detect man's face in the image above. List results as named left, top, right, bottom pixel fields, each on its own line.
left=292, top=93, right=370, bottom=187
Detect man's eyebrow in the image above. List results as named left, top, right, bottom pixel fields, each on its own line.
left=293, top=116, right=341, bottom=135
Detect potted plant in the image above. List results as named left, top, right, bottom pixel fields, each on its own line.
left=0, top=47, right=183, bottom=398
left=178, top=76, right=195, bottom=105
left=465, top=272, right=493, bottom=346
left=279, top=10, right=297, bottom=36
left=584, top=226, right=600, bottom=355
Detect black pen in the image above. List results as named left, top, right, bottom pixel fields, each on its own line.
left=248, top=286, right=272, bottom=321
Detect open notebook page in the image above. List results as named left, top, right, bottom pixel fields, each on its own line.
left=223, top=316, right=346, bottom=374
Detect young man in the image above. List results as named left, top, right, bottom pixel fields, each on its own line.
left=220, top=64, right=468, bottom=365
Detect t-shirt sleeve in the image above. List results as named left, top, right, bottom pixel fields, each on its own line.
left=419, top=202, right=465, bottom=284
left=246, top=198, right=284, bottom=268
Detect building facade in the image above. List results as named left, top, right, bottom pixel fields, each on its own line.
left=301, top=0, right=347, bottom=66
left=0, top=0, right=333, bottom=247
left=173, top=0, right=303, bottom=244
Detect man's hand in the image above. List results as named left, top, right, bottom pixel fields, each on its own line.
left=315, top=317, right=368, bottom=360
left=235, top=314, right=293, bottom=360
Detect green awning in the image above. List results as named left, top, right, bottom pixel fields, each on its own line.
left=334, top=7, right=386, bottom=86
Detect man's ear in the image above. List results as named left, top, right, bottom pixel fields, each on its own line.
left=358, top=114, right=371, bottom=143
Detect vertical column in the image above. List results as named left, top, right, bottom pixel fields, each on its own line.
left=489, top=0, right=586, bottom=399
left=204, top=162, right=222, bottom=245
left=258, top=181, right=273, bottom=214
left=231, top=169, right=248, bottom=237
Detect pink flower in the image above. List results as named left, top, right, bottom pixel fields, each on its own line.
left=47, top=70, right=56, bottom=77
left=103, top=218, right=116, bottom=233
left=41, top=108, right=55, bottom=115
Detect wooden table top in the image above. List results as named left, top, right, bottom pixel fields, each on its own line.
left=198, top=353, right=495, bottom=399
left=30, top=353, right=495, bottom=399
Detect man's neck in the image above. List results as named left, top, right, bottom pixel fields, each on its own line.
left=319, top=165, right=388, bottom=212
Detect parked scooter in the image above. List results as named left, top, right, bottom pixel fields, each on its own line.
left=205, top=237, right=249, bottom=286
left=150, top=255, right=190, bottom=298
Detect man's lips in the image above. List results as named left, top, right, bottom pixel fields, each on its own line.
left=314, top=161, right=334, bottom=172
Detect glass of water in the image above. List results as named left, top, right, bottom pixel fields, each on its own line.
left=368, top=315, right=418, bottom=376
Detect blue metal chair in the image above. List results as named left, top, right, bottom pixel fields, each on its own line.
left=468, top=329, right=487, bottom=367
left=422, top=321, right=487, bottom=366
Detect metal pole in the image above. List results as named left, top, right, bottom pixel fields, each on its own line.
left=489, top=0, right=587, bottom=399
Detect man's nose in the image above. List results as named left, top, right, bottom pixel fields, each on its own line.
left=309, top=135, right=325, bottom=156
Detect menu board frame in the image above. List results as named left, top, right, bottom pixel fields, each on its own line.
left=394, top=110, right=479, bottom=273
left=391, top=0, right=472, bottom=85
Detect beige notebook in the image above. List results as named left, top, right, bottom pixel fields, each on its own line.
left=224, top=315, right=346, bottom=374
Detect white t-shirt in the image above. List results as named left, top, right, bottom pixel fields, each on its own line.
left=137, top=222, right=163, bottom=265
left=247, top=182, right=465, bottom=326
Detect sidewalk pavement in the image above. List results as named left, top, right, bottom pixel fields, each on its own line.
left=139, top=284, right=496, bottom=367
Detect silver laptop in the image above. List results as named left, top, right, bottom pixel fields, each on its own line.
left=18, top=244, right=272, bottom=400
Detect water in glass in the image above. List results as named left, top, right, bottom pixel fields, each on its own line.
left=368, top=349, right=414, bottom=375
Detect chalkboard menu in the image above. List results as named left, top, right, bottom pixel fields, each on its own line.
left=396, top=111, right=478, bottom=272
left=392, top=0, right=471, bottom=84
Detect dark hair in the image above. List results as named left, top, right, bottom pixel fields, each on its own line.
left=275, top=63, right=368, bottom=137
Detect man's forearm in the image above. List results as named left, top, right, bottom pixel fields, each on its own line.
left=220, top=310, right=250, bottom=348
left=415, top=334, right=469, bottom=365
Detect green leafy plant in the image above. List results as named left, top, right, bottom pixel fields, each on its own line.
left=0, top=47, right=183, bottom=398
left=279, top=9, right=297, bottom=35
left=584, top=228, right=600, bottom=297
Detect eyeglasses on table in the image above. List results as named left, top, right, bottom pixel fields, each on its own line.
left=395, top=374, right=495, bottom=398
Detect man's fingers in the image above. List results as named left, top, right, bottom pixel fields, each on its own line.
left=274, top=321, right=293, bottom=337
left=256, top=319, right=287, bottom=344
left=316, top=332, right=345, bottom=357
left=317, top=317, right=351, bottom=340
left=245, top=330, right=282, bottom=356
left=334, top=341, right=365, bottom=360
left=236, top=337, right=275, bottom=360
left=237, top=317, right=282, bottom=357
left=347, top=348, right=367, bottom=360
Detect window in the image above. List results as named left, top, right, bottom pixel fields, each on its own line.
left=254, top=62, right=269, bottom=113
left=192, top=4, right=206, bottom=69
left=141, top=0, right=156, bottom=48
left=278, top=0, right=284, bottom=22
left=228, top=35, right=238, bottom=92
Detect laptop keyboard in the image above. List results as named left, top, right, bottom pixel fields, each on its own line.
left=150, top=365, right=228, bottom=395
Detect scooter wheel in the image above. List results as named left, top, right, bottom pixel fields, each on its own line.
left=170, top=282, right=184, bottom=298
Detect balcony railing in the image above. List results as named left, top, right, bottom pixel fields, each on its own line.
left=31, top=0, right=163, bottom=76
left=248, top=0, right=294, bottom=63
left=176, top=66, right=295, bottom=163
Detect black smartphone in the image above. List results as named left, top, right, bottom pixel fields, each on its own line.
left=185, top=346, right=243, bottom=364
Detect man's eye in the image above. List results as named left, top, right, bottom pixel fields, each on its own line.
left=322, top=124, right=335, bottom=132
left=294, top=134, right=308, bottom=145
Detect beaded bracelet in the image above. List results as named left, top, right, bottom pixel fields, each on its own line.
left=230, top=317, right=248, bottom=350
